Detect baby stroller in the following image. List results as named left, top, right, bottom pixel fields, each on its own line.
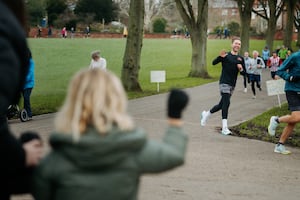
left=6, top=104, right=29, bottom=122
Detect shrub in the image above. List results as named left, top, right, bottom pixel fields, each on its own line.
left=153, top=18, right=167, bottom=33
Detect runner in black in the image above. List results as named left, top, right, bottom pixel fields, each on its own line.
left=201, top=37, right=245, bottom=135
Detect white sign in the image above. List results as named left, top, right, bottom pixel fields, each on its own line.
left=150, top=71, right=166, bottom=83
left=150, top=71, right=166, bottom=92
left=266, top=79, right=285, bottom=96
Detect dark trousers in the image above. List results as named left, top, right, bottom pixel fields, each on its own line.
left=210, top=93, right=231, bottom=119
left=22, top=88, right=32, bottom=117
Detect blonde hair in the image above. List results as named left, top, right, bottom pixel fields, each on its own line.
left=55, top=68, right=134, bottom=140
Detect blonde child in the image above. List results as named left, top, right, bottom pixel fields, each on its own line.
left=33, top=68, right=189, bottom=200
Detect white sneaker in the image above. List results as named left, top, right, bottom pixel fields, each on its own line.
left=243, top=88, right=247, bottom=93
left=200, top=111, right=209, bottom=126
left=221, top=127, right=232, bottom=135
left=274, top=144, right=291, bottom=155
left=268, top=116, right=278, bottom=136
left=252, top=95, right=256, bottom=99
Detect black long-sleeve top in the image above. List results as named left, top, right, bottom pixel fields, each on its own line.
left=212, top=52, right=245, bottom=87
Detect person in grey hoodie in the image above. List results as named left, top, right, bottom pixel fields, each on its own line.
left=32, top=68, right=189, bottom=200
left=248, top=50, right=265, bottom=99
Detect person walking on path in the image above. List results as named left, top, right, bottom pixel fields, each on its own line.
left=268, top=51, right=300, bottom=155
left=267, top=51, right=281, bottom=79
left=89, top=50, right=107, bottom=70
left=32, top=68, right=189, bottom=200
left=201, top=37, right=245, bottom=135
left=248, top=50, right=265, bottom=99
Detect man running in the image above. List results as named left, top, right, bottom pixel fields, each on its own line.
left=201, top=37, right=245, bottom=135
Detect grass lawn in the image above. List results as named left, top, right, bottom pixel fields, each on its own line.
left=26, top=37, right=300, bottom=148
left=28, top=38, right=283, bottom=114
left=232, top=103, right=300, bottom=148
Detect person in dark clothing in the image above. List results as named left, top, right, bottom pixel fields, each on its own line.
left=201, top=37, right=245, bottom=135
left=0, top=0, right=43, bottom=199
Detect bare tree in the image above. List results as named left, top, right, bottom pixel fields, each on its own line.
left=121, top=0, right=144, bottom=91
left=252, top=0, right=285, bottom=52
left=235, top=0, right=255, bottom=54
left=294, top=1, right=300, bottom=48
left=144, top=0, right=164, bottom=32
left=116, top=0, right=163, bottom=32
left=284, top=0, right=297, bottom=49
left=175, top=0, right=209, bottom=78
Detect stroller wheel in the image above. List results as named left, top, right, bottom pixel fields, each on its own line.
left=7, top=105, right=20, bottom=119
left=20, top=109, right=28, bottom=122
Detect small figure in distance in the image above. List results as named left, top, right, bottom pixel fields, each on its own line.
left=89, top=50, right=107, bottom=70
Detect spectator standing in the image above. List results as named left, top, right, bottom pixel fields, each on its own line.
left=268, top=51, right=300, bottom=154
left=0, top=0, right=43, bottom=199
left=267, top=51, right=281, bottom=79
left=89, top=50, right=107, bottom=70
left=201, top=37, right=245, bottom=135
left=22, top=49, right=35, bottom=120
left=47, top=26, right=52, bottom=37
left=61, top=27, right=67, bottom=38
left=32, top=69, right=189, bottom=200
left=85, top=25, right=90, bottom=38
left=248, top=50, right=265, bottom=99
left=71, top=27, right=75, bottom=38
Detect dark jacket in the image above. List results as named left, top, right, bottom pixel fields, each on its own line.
left=33, top=126, right=188, bottom=200
left=0, top=1, right=30, bottom=199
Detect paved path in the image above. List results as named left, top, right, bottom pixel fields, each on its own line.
left=11, top=69, right=300, bottom=200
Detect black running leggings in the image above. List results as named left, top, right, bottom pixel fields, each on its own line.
left=210, top=93, right=231, bottom=119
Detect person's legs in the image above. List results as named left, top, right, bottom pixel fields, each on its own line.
left=243, top=74, right=247, bottom=92
left=220, top=93, right=232, bottom=135
left=271, top=71, right=276, bottom=79
left=221, top=93, right=230, bottom=119
left=200, top=98, right=221, bottom=126
left=269, top=91, right=300, bottom=154
left=22, top=88, right=32, bottom=118
left=251, top=81, right=256, bottom=97
left=278, top=111, right=300, bottom=143
left=257, top=75, right=262, bottom=91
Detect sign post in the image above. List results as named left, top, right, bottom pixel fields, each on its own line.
left=150, top=71, right=166, bottom=92
left=266, top=79, right=285, bottom=107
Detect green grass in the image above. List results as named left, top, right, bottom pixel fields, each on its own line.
left=25, top=38, right=300, bottom=147
left=27, top=38, right=281, bottom=113
left=231, top=103, right=300, bottom=147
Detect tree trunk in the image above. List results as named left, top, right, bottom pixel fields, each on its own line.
left=175, top=0, right=209, bottom=78
left=239, top=16, right=251, bottom=54
left=265, top=0, right=279, bottom=52
left=236, top=0, right=255, bottom=54
left=189, top=24, right=209, bottom=78
left=284, top=0, right=296, bottom=48
left=121, top=0, right=144, bottom=92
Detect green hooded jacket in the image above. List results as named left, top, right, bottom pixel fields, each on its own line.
left=32, top=126, right=188, bottom=200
